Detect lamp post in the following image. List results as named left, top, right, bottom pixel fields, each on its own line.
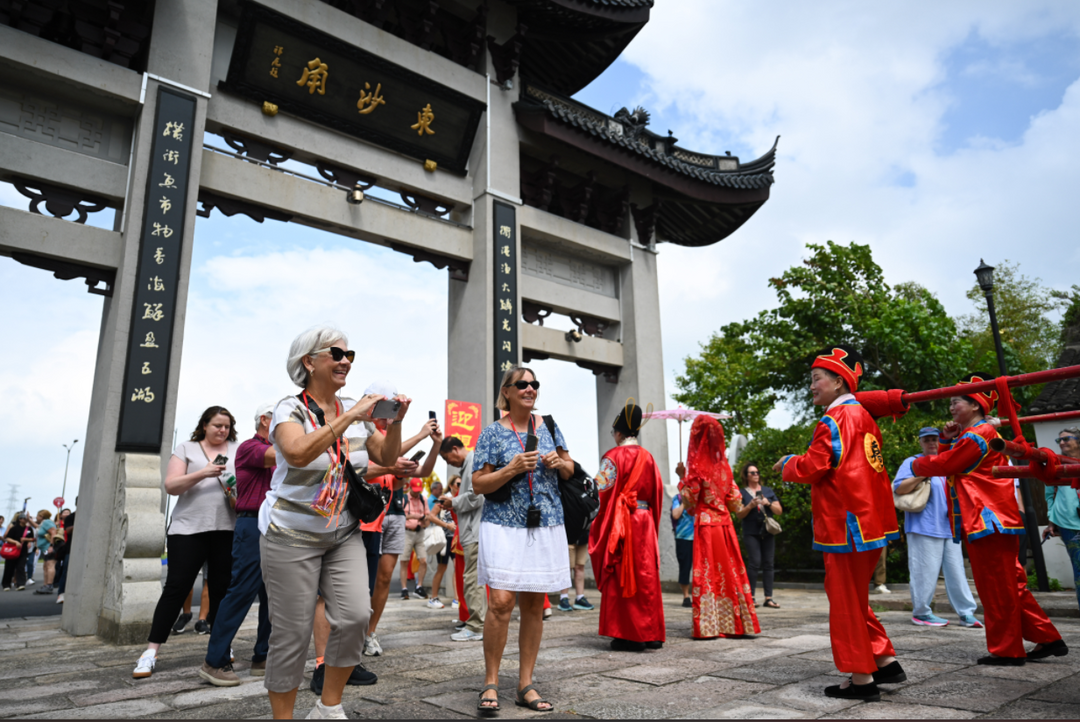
left=61, top=439, right=79, bottom=503
left=974, top=260, right=1049, bottom=592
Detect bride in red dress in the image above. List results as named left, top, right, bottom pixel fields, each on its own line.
left=678, top=415, right=760, bottom=639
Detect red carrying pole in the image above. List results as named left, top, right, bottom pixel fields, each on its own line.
left=988, top=437, right=1080, bottom=466
left=993, top=465, right=1080, bottom=483
left=999, top=409, right=1080, bottom=426
left=902, top=365, right=1080, bottom=405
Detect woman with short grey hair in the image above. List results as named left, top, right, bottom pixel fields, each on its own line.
left=260, top=325, right=411, bottom=719
left=1045, top=426, right=1080, bottom=611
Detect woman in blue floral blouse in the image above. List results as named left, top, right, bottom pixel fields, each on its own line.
left=471, top=366, right=573, bottom=713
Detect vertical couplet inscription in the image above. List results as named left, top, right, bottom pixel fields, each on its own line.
left=493, top=202, right=518, bottom=420
left=116, top=87, right=197, bottom=451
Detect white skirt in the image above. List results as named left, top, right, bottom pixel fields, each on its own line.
left=477, top=521, right=571, bottom=593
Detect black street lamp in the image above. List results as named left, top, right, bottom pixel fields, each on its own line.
left=973, top=260, right=1049, bottom=592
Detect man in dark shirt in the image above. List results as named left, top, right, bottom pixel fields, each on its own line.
left=199, top=403, right=277, bottom=686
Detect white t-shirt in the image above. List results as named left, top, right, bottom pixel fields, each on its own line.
left=260, top=395, right=374, bottom=548
left=168, top=439, right=239, bottom=535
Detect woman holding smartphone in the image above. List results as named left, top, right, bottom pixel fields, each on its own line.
left=471, top=366, right=573, bottom=713
left=132, top=405, right=239, bottom=679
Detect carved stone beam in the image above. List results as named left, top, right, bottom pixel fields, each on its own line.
left=486, top=23, right=527, bottom=87
left=590, top=185, right=629, bottom=236
left=558, top=170, right=595, bottom=224
left=523, top=349, right=551, bottom=363
left=12, top=177, right=109, bottom=224
left=631, top=201, right=659, bottom=246
left=520, top=155, right=559, bottom=212
left=222, top=131, right=294, bottom=165
left=12, top=252, right=116, bottom=297
left=400, top=191, right=454, bottom=218
left=196, top=190, right=294, bottom=224
left=388, top=242, right=470, bottom=282
left=316, top=162, right=377, bottom=190
left=522, top=301, right=553, bottom=326
left=570, top=314, right=608, bottom=338
left=575, top=360, right=619, bottom=384
left=444, top=2, right=488, bottom=70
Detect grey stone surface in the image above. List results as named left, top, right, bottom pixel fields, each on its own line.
left=979, top=698, right=1080, bottom=720
left=884, top=670, right=1044, bottom=712
left=820, top=701, right=978, bottom=719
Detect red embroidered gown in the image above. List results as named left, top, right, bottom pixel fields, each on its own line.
left=679, top=416, right=760, bottom=638
left=589, top=441, right=666, bottom=643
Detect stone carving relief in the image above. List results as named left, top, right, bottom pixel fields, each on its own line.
left=521, top=241, right=617, bottom=298
left=0, top=86, right=132, bottom=163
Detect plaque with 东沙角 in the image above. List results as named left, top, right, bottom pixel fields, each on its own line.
left=221, top=1, right=486, bottom=175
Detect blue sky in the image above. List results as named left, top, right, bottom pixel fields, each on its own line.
left=2, top=1, right=1080, bottom=517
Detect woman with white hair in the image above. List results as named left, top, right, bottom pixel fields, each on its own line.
left=260, top=325, right=409, bottom=719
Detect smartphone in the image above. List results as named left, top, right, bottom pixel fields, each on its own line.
left=410, top=450, right=426, bottom=463
left=525, top=434, right=538, bottom=453
left=429, top=410, right=437, bottom=420
left=371, top=398, right=402, bottom=419
left=212, top=454, right=228, bottom=466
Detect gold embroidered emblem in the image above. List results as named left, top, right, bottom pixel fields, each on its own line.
left=864, top=434, right=885, bottom=472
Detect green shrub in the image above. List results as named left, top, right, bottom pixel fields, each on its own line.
left=1027, top=573, right=1063, bottom=592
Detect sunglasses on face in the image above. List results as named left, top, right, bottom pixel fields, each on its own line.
left=315, top=346, right=356, bottom=363
left=1057, top=436, right=1078, bottom=444
left=747, top=471, right=760, bottom=476
left=507, top=380, right=540, bottom=390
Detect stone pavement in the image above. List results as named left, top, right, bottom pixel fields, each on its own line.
left=1, top=588, right=1078, bottom=719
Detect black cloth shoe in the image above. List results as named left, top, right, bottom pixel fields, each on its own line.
left=310, top=663, right=324, bottom=695
left=824, top=681, right=881, bottom=702
left=1028, top=639, right=1068, bottom=660
left=610, top=638, right=646, bottom=652
left=194, top=619, right=211, bottom=635
left=645, top=641, right=663, bottom=649
left=872, top=661, right=907, bottom=684
left=400, top=589, right=410, bottom=600
left=172, top=612, right=192, bottom=634
left=682, top=598, right=692, bottom=608
left=977, top=655, right=1025, bottom=666
left=347, top=663, right=377, bottom=686
left=414, top=586, right=427, bottom=599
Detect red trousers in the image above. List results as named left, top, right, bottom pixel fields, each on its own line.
left=967, top=532, right=1060, bottom=658
left=823, top=549, right=896, bottom=674
left=453, top=553, right=468, bottom=623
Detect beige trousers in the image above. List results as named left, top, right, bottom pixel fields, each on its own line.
left=259, top=533, right=370, bottom=693
left=462, top=542, right=487, bottom=633
left=873, top=547, right=887, bottom=586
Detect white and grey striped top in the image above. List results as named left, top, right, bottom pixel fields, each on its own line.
left=259, top=395, right=375, bottom=548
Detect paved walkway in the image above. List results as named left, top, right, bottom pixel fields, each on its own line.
left=1, top=588, right=1078, bottom=719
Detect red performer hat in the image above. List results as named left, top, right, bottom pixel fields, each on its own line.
left=811, top=345, right=864, bottom=392
left=957, top=371, right=998, bottom=414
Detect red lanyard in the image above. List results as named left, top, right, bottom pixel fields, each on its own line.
left=509, top=415, right=535, bottom=494
left=301, top=391, right=344, bottom=464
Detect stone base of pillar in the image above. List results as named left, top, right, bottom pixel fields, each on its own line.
left=96, top=453, right=166, bottom=645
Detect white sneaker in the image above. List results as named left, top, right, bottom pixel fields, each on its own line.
left=132, top=651, right=156, bottom=679
left=427, top=597, right=445, bottom=609
left=305, top=700, right=347, bottom=719
left=872, top=584, right=891, bottom=595
left=27, top=578, right=35, bottom=585
left=55, top=593, right=64, bottom=604
left=451, top=628, right=483, bottom=642
left=363, top=633, right=382, bottom=657
left=451, top=599, right=459, bottom=609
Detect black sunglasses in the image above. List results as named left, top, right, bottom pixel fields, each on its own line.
left=507, top=380, right=540, bottom=390
left=316, top=346, right=356, bottom=363
left=1057, top=436, right=1078, bottom=444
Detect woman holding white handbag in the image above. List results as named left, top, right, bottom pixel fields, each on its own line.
left=892, top=427, right=981, bottom=629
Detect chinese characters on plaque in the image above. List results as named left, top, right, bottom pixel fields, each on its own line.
left=444, top=400, right=482, bottom=451
left=493, top=202, right=518, bottom=418
left=223, top=3, right=484, bottom=174
left=116, top=86, right=197, bottom=451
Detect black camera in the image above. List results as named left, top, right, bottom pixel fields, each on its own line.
left=526, top=504, right=541, bottom=528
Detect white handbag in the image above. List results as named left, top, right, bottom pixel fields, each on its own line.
left=422, top=523, right=446, bottom=556
left=893, top=479, right=932, bottom=513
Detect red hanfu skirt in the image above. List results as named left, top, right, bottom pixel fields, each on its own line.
left=692, top=523, right=760, bottom=638
left=597, top=509, right=666, bottom=643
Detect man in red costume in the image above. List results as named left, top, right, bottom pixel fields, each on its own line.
left=774, top=345, right=903, bottom=702
left=911, top=374, right=1066, bottom=665
left=589, top=403, right=665, bottom=652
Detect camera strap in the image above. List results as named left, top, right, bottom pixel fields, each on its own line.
left=510, top=415, right=536, bottom=503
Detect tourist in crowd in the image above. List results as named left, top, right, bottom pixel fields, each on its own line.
left=257, top=326, right=410, bottom=719
left=443, top=476, right=468, bottom=623
left=736, top=463, right=782, bottom=608
left=559, top=517, right=594, bottom=613
left=54, top=507, right=75, bottom=604
left=426, top=480, right=457, bottom=610
left=872, top=549, right=890, bottom=595
left=132, top=406, right=239, bottom=680
left=23, top=513, right=39, bottom=587
left=198, top=402, right=278, bottom=687
left=472, top=366, right=572, bottom=712
left=680, top=417, right=759, bottom=639
left=591, top=403, right=664, bottom=652
left=31, top=510, right=58, bottom=594
left=912, top=377, right=1065, bottom=665
left=893, top=427, right=981, bottom=628
left=1044, top=426, right=1080, bottom=610
left=401, top=479, right=431, bottom=599
left=670, top=485, right=694, bottom=607
left=774, top=345, right=903, bottom=701
left=2, top=514, right=31, bottom=591
left=363, top=413, right=440, bottom=658
left=439, top=437, right=486, bottom=643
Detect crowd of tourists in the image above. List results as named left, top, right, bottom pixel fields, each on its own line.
left=2, top=506, right=74, bottom=601
left=121, top=324, right=1075, bottom=717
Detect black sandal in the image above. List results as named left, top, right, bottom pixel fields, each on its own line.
left=516, top=684, right=554, bottom=712
left=478, top=684, right=500, bottom=714
left=763, top=599, right=780, bottom=609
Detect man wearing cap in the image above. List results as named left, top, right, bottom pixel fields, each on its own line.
left=199, top=403, right=277, bottom=686
left=912, top=373, right=1065, bottom=665
left=589, top=403, right=666, bottom=652
left=893, top=427, right=981, bottom=629
left=774, top=346, right=902, bottom=701
left=400, top=478, right=432, bottom=599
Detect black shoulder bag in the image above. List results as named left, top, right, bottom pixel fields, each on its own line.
left=483, top=417, right=535, bottom=503
left=541, top=415, right=600, bottom=542
left=299, top=394, right=390, bottom=524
